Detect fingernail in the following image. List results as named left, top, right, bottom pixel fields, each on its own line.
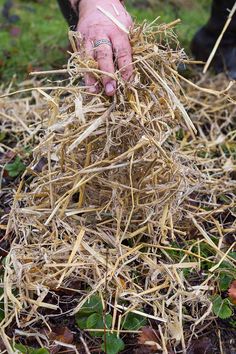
left=105, top=82, right=116, bottom=96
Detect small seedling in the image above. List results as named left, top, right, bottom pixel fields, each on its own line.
left=121, top=311, right=147, bottom=330
left=212, top=295, right=233, bottom=319
left=14, top=344, right=49, bottom=354
left=5, top=156, right=26, bottom=177
left=76, top=294, right=147, bottom=353
left=219, top=273, right=234, bottom=292
left=101, top=333, right=125, bottom=354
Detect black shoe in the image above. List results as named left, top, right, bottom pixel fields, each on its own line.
left=191, top=0, right=236, bottom=79
left=191, top=26, right=236, bottom=79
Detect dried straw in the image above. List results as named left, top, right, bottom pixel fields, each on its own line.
left=0, top=20, right=235, bottom=352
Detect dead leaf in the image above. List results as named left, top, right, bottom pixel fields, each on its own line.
left=228, top=280, right=236, bottom=305
left=188, top=336, right=213, bottom=354
left=48, top=327, right=74, bottom=353
left=138, top=327, right=162, bottom=352
left=117, top=276, right=127, bottom=289
left=33, top=157, right=48, bottom=173
left=168, top=318, right=182, bottom=342
left=50, top=326, right=74, bottom=342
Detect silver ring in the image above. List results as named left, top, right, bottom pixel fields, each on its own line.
left=93, top=39, right=112, bottom=48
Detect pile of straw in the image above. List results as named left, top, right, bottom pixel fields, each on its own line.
left=0, top=20, right=235, bottom=352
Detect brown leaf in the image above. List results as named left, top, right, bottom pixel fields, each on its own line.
left=187, top=336, right=213, bottom=354
left=228, top=280, right=236, bottom=305
left=48, top=327, right=74, bottom=354
left=49, top=326, right=74, bottom=343
left=138, top=327, right=162, bottom=352
left=33, top=157, right=48, bottom=173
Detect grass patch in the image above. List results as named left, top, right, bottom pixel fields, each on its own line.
left=0, top=0, right=68, bottom=81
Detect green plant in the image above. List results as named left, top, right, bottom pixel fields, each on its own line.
left=75, top=294, right=147, bottom=354
left=101, top=333, right=125, bottom=354
left=121, top=311, right=147, bottom=330
left=14, top=344, right=49, bottom=354
left=5, top=156, right=26, bottom=177
left=176, top=128, right=184, bottom=141
left=212, top=295, right=233, bottom=319
left=219, top=273, right=234, bottom=291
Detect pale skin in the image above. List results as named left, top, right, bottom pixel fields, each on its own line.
left=74, top=0, right=133, bottom=96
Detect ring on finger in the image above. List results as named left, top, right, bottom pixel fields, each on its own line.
left=93, top=39, right=112, bottom=48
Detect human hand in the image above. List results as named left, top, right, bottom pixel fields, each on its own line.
left=77, top=0, right=133, bottom=96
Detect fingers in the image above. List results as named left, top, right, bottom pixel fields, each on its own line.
left=94, top=37, right=116, bottom=96
left=84, top=40, right=99, bottom=94
left=78, top=32, right=132, bottom=96
left=112, top=34, right=133, bottom=81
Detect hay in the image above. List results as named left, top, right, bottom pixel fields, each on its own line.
left=0, top=20, right=235, bottom=352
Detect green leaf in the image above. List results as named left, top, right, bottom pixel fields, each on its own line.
left=219, top=261, right=235, bottom=271
left=122, top=311, right=147, bottom=330
left=86, top=312, right=112, bottom=337
left=15, top=343, right=28, bottom=353
left=75, top=314, right=88, bottom=330
left=229, top=252, right=236, bottom=260
left=5, top=156, right=26, bottom=177
left=77, top=294, right=103, bottom=315
left=23, top=146, right=32, bottom=154
left=176, top=128, right=184, bottom=141
left=212, top=295, right=233, bottom=319
left=30, top=349, right=49, bottom=354
left=219, top=273, right=234, bottom=291
left=87, top=312, right=101, bottom=328
left=14, top=344, right=49, bottom=354
left=101, top=333, right=125, bottom=354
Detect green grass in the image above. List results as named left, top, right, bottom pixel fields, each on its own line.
left=0, top=0, right=211, bottom=82
left=0, top=0, right=68, bottom=81
left=127, top=0, right=211, bottom=49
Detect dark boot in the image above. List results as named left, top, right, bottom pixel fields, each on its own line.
left=191, top=0, right=236, bottom=78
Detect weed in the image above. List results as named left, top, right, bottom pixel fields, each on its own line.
left=212, top=295, right=233, bottom=320
left=75, top=294, right=147, bottom=354
left=5, top=155, right=26, bottom=177
left=14, top=344, right=49, bottom=354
